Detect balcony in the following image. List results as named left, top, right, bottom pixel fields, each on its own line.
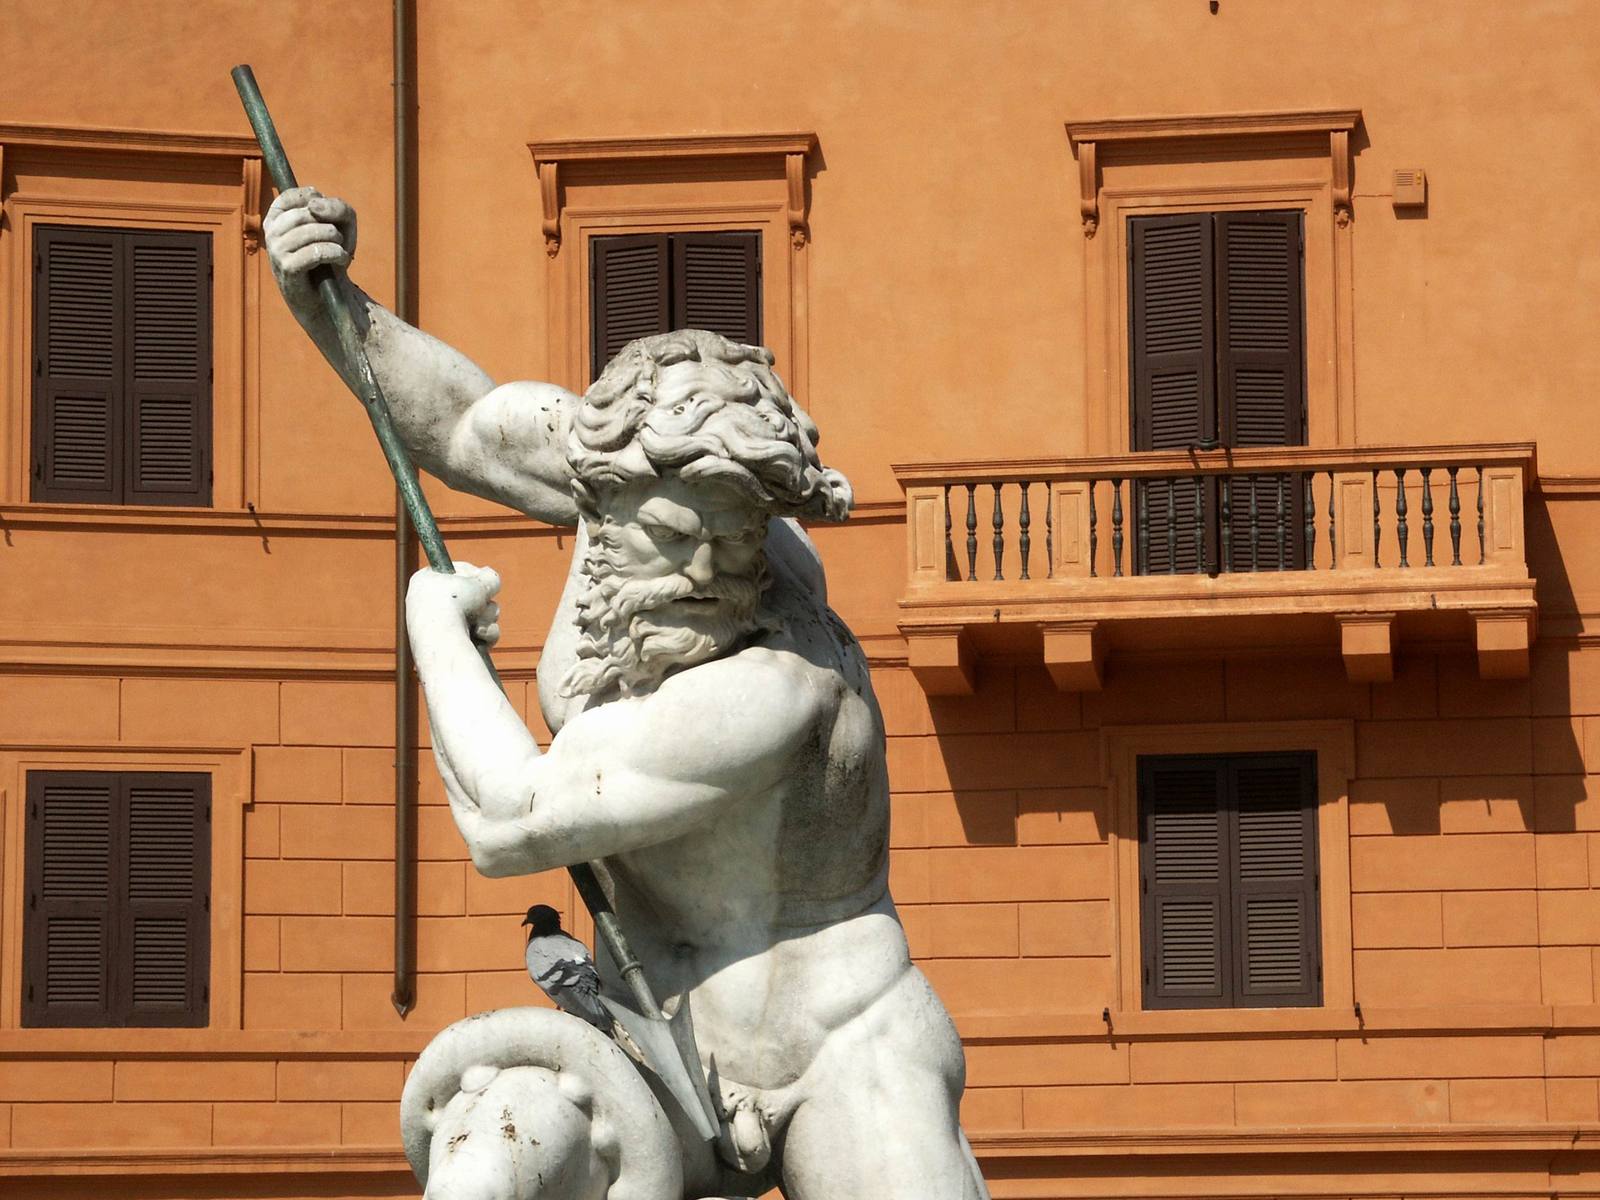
left=894, top=443, right=1537, bottom=694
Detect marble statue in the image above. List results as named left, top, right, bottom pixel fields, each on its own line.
left=264, top=188, right=990, bottom=1200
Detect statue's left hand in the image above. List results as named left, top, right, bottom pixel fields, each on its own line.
left=408, top=562, right=502, bottom=648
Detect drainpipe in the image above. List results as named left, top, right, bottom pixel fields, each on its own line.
left=391, top=0, right=419, bottom=1017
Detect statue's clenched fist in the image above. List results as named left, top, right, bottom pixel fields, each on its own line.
left=263, top=186, right=357, bottom=300
left=409, top=562, right=503, bottom=648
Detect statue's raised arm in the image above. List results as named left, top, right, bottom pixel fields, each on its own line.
left=264, top=187, right=581, bottom=525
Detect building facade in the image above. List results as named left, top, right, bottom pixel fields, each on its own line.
left=2, top=2, right=1600, bottom=1197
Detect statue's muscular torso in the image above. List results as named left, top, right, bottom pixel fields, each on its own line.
left=539, top=520, right=911, bottom=1095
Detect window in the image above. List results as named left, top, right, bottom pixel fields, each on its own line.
left=590, top=231, right=761, bottom=377
left=31, top=225, right=213, bottom=506
left=529, top=133, right=815, bottom=396
left=1129, top=210, right=1306, bottom=573
left=22, top=770, right=210, bottom=1027
left=1139, top=752, right=1320, bottom=1010
left=1067, top=109, right=1359, bottom=455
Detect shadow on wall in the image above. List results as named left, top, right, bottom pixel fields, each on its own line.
left=1368, top=491, right=1580, bottom=835
left=920, top=662, right=1108, bottom=849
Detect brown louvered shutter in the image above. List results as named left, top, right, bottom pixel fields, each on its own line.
left=32, top=226, right=211, bottom=506
left=1216, top=212, right=1306, bottom=571
left=1230, top=755, right=1319, bottom=1007
left=1140, top=752, right=1319, bottom=1010
left=1130, top=215, right=1214, bottom=574
left=23, top=772, right=116, bottom=1026
left=33, top=227, right=123, bottom=502
left=1139, top=757, right=1230, bottom=1008
left=672, top=231, right=761, bottom=346
left=591, top=234, right=669, bottom=378
left=123, top=773, right=210, bottom=1026
left=127, top=231, right=212, bottom=505
left=23, top=770, right=209, bottom=1027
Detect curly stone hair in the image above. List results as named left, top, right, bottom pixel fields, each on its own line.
left=567, top=329, right=852, bottom=520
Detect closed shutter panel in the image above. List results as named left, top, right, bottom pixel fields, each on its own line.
left=33, top=227, right=123, bottom=503
left=22, top=770, right=209, bottom=1028
left=1216, top=212, right=1306, bottom=570
left=127, top=232, right=212, bottom=506
left=1230, top=755, right=1320, bottom=1007
left=591, top=234, right=669, bottom=379
left=23, top=772, right=116, bottom=1026
left=1140, top=758, right=1231, bottom=1009
left=671, top=231, right=761, bottom=346
left=123, top=773, right=210, bottom=1026
left=1130, top=215, right=1214, bottom=575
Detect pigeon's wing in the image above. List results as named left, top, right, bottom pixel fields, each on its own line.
left=526, top=935, right=612, bottom=1032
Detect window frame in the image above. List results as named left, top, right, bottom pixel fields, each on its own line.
left=529, top=134, right=816, bottom=401
left=1066, top=111, right=1359, bottom=458
left=0, top=746, right=246, bottom=1034
left=0, top=125, right=263, bottom=510
left=1103, top=719, right=1354, bottom=1032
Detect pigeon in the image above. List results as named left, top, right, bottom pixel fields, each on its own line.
left=522, top=905, right=613, bottom=1030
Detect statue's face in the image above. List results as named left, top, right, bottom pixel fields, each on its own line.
left=566, top=473, right=769, bottom=698
left=603, top=474, right=766, bottom=607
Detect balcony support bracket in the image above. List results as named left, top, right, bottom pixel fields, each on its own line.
left=1044, top=621, right=1105, bottom=692
left=1338, top=613, right=1395, bottom=684
left=904, top=624, right=976, bottom=696
left=1473, top=608, right=1535, bottom=679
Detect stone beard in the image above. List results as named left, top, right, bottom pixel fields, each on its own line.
left=561, top=517, right=773, bottom=700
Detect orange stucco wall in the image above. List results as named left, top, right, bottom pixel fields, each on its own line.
left=5, top=3, right=1600, bottom=1198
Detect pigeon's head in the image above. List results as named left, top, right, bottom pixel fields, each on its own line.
left=521, top=904, right=562, bottom=939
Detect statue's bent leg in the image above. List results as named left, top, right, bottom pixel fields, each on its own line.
left=402, top=1007, right=685, bottom=1200
left=777, top=968, right=990, bottom=1200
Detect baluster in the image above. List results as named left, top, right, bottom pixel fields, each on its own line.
left=1193, top=477, right=1205, bottom=574
left=1220, top=476, right=1232, bottom=572
left=1448, top=466, right=1462, bottom=566
left=1421, top=468, right=1435, bottom=567
left=1047, top=483, right=1055, bottom=578
left=1276, top=474, right=1287, bottom=571
left=1019, top=483, right=1032, bottom=581
left=1136, top=482, right=1150, bottom=575
left=1087, top=479, right=1097, bottom=579
left=943, top=486, right=956, bottom=581
left=1477, top=465, right=1486, bottom=564
left=1395, top=469, right=1409, bottom=568
left=1165, top=482, right=1177, bottom=575
left=1305, top=471, right=1316, bottom=570
left=1111, top=478, right=1124, bottom=578
left=1248, top=476, right=1260, bottom=573
left=965, top=483, right=977, bottom=581
left=1327, top=471, right=1337, bottom=566
left=992, top=483, right=1005, bottom=581
left=1372, top=469, right=1381, bottom=569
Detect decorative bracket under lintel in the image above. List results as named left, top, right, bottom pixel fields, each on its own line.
left=1331, top=128, right=1353, bottom=227
left=786, top=151, right=808, bottom=248
left=538, top=160, right=560, bottom=257
left=1074, top=140, right=1098, bottom=239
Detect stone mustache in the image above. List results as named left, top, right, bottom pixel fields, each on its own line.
left=264, top=187, right=990, bottom=1200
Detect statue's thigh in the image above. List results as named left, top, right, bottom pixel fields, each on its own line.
left=778, top=1066, right=986, bottom=1200
left=776, top=970, right=988, bottom=1200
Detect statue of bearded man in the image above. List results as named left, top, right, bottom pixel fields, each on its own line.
left=264, top=187, right=989, bottom=1200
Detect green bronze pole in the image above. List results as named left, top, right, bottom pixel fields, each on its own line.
left=229, top=63, right=676, bottom=1032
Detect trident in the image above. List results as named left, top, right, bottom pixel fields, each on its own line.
left=230, top=64, right=718, bottom=1142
